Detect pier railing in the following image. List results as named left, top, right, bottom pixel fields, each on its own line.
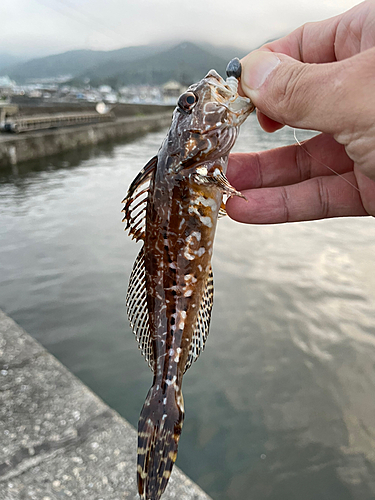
left=1, top=111, right=115, bottom=133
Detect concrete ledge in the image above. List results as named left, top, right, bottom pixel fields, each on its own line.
left=0, top=113, right=172, bottom=167
left=0, top=310, right=212, bottom=500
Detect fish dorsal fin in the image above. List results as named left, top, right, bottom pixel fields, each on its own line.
left=184, top=267, right=214, bottom=373
left=122, top=156, right=157, bottom=242
left=126, top=246, right=154, bottom=370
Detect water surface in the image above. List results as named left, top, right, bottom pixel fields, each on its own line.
left=1, top=115, right=375, bottom=499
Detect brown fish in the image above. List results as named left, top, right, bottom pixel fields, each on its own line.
left=122, top=58, right=254, bottom=500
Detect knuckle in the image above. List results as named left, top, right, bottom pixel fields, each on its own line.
left=294, top=141, right=312, bottom=182
left=280, top=186, right=291, bottom=222
left=316, top=177, right=330, bottom=219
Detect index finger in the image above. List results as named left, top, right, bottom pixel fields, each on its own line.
left=227, top=133, right=353, bottom=191
left=226, top=172, right=367, bottom=224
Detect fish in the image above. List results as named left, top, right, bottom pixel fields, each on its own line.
left=122, top=58, right=254, bottom=500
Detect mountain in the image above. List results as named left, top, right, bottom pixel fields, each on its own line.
left=0, top=45, right=168, bottom=82
left=0, top=41, right=245, bottom=87
left=84, top=42, right=230, bottom=87
left=198, top=42, right=248, bottom=61
left=75, top=44, right=171, bottom=84
left=0, top=53, right=26, bottom=72
left=0, top=49, right=108, bottom=81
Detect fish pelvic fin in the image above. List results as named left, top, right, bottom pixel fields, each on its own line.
left=137, top=384, right=184, bottom=500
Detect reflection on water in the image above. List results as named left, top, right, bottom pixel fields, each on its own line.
left=1, top=114, right=375, bottom=500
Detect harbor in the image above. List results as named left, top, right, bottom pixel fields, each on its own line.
left=0, top=102, right=173, bottom=167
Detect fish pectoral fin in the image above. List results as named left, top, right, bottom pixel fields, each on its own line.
left=218, top=201, right=227, bottom=218
left=211, top=169, right=247, bottom=200
left=122, top=155, right=157, bottom=242
left=126, top=246, right=154, bottom=370
left=184, top=266, right=214, bottom=373
left=191, top=167, right=246, bottom=200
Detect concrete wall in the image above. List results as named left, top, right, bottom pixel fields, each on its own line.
left=0, top=113, right=172, bottom=167
left=0, top=309, right=212, bottom=500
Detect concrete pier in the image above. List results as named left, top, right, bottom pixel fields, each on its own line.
left=0, top=112, right=172, bottom=167
left=0, top=309, right=212, bottom=500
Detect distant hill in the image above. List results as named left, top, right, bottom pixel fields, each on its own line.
left=0, top=46, right=162, bottom=82
left=0, top=53, right=26, bottom=72
left=84, top=42, right=231, bottom=87
left=0, top=41, right=248, bottom=87
left=198, top=42, right=248, bottom=62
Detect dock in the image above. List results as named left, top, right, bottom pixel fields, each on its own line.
left=0, top=309, right=212, bottom=500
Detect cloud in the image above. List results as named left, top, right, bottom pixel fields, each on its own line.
left=1, top=0, right=361, bottom=58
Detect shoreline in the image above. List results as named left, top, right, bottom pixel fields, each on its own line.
left=0, top=308, right=212, bottom=499
left=0, top=112, right=172, bottom=167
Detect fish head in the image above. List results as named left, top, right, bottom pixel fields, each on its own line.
left=188, top=69, right=254, bottom=129
left=166, top=69, right=254, bottom=172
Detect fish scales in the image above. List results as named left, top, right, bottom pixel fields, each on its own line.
left=123, top=59, right=254, bottom=500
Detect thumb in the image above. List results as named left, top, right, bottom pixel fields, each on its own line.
left=240, top=50, right=362, bottom=135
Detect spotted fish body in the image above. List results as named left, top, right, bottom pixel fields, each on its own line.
left=123, top=61, right=254, bottom=500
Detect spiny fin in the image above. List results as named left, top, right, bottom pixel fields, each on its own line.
left=212, top=169, right=247, bottom=200
left=122, top=156, right=157, bottom=242
left=184, top=267, right=214, bottom=373
left=126, top=247, right=154, bottom=370
left=218, top=201, right=227, bottom=218
left=191, top=168, right=246, bottom=201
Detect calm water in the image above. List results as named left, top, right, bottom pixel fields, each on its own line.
left=1, top=115, right=375, bottom=500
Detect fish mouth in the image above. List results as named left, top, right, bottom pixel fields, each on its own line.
left=224, top=98, right=254, bottom=125
left=205, top=69, right=254, bottom=116
left=227, top=95, right=252, bottom=110
left=216, top=85, right=254, bottom=125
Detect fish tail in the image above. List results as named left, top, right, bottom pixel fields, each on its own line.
left=137, top=383, right=184, bottom=500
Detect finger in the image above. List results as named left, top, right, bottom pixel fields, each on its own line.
left=227, top=133, right=353, bottom=191
left=256, top=110, right=284, bottom=133
left=226, top=172, right=368, bottom=224
left=239, top=48, right=375, bottom=134
left=353, top=167, right=375, bottom=216
left=238, top=90, right=285, bottom=133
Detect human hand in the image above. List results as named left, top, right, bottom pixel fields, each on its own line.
left=226, top=0, right=375, bottom=224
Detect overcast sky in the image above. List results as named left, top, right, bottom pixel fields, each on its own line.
left=1, top=0, right=362, bottom=59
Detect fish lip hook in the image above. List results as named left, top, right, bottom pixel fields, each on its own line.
left=224, top=57, right=254, bottom=115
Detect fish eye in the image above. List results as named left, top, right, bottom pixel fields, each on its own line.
left=178, top=92, right=198, bottom=113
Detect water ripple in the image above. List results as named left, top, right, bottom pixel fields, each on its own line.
left=1, top=120, right=375, bottom=500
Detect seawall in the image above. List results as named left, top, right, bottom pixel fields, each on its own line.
left=0, top=309, right=212, bottom=500
left=0, top=112, right=172, bottom=167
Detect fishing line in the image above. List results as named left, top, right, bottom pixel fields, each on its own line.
left=293, top=128, right=360, bottom=193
